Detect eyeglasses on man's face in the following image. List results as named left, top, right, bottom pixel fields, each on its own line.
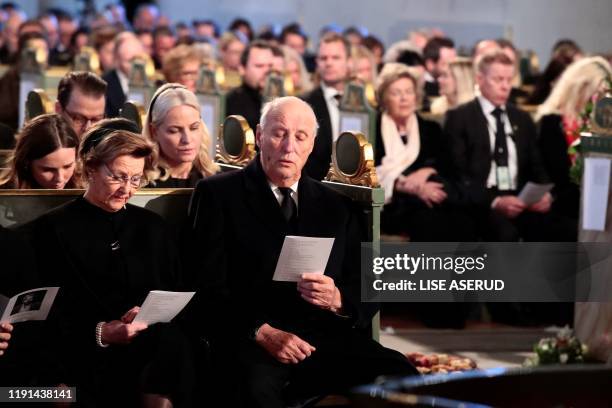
left=64, top=109, right=105, bottom=129
left=101, top=164, right=145, bottom=188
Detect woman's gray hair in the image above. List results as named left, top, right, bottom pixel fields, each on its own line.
left=81, top=129, right=158, bottom=185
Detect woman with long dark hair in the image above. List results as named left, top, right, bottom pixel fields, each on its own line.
left=0, top=113, right=79, bottom=189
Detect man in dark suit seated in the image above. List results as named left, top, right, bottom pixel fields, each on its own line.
left=55, top=71, right=106, bottom=139
left=444, top=49, right=575, bottom=242
left=102, top=32, right=145, bottom=117
left=422, top=37, right=456, bottom=110
left=188, top=96, right=417, bottom=408
left=225, top=40, right=274, bottom=131
left=301, top=32, right=351, bottom=180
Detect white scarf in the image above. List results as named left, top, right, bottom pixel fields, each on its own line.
left=375, top=112, right=420, bottom=203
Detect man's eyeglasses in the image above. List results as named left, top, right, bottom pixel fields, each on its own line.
left=102, top=164, right=145, bottom=188
left=64, top=109, right=104, bottom=129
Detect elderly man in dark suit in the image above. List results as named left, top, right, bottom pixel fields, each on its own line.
left=444, top=49, right=575, bottom=242
left=102, top=32, right=144, bottom=117
left=188, top=96, right=416, bottom=407
left=300, top=32, right=351, bottom=180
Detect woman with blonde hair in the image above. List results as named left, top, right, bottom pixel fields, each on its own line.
left=536, top=56, right=612, bottom=218
left=161, top=44, right=206, bottom=92
left=281, top=45, right=313, bottom=94
left=144, top=83, right=219, bottom=187
left=351, top=44, right=377, bottom=84
left=430, top=57, right=475, bottom=115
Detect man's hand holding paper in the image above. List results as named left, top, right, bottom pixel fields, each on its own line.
left=298, top=273, right=342, bottom=313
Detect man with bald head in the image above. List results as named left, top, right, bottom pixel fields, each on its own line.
left=188, top=96, right=416, bottom=407
left=102, top=31, right=145, bottom=117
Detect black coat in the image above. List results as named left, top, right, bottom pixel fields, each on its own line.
left=0, top=226, right=59, bottom=386
left=21, top=197, right=182, bottom=384
left=444, top=98, right=549, bottom=208
left=300, top=86, right=333, bottom=181
left=537, top=114, right=580, bottom=218
left=187, top=157, right=375, bottom=342
left=225, top=83, right=262, bottom=132
left=102, top=69, right=126, bottom=118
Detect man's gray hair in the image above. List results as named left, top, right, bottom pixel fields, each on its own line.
left=259, top=96, right=319, bottom=135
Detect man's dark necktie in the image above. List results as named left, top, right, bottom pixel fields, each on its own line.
left=400, top=133, right=408, bottom=145
left=491, top=107, right=509, bottom=167
left=279, top=187, right=297, bottom=224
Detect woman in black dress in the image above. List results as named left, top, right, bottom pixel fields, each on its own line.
left=535, top=56, right=612, bottom=219
left=23, top=128, right=194, bottom=407
left=374, top=63, right=474, bottom=241
left=143, top=83, right=218, bottom=188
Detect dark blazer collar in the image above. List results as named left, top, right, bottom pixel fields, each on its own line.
left=470, top=98, right=492, bottom=147
left=243, top=156, right=322, bottom=234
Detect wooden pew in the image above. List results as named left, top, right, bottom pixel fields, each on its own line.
left=0, top=188, right=191, bottom=228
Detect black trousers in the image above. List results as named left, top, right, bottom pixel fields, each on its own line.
left=234, top=328, right=418, bottom=408
left=478, top=209, right=577, bottom=242
left=72, top=323, right=196, bottom=407
left=382, top=200, right=477, bottom=242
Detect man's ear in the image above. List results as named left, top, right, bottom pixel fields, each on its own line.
left=54, top=101, right=62, bottom=114
left=238, top=64, right=245, bottom=77
left=255, top=124, right=262, bottom=148
left=425, top=59, right=435, bottom=74
left=475, top=71, right=484, bottom=87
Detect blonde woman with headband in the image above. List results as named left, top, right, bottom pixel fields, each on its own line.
left=536, top=56, right=612, bottom=218
left=144, top=83, right=219, bottom=187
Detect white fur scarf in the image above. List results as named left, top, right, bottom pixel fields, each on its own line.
left=375, top=112, right=420, bottom=203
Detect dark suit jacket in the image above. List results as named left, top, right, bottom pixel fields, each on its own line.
left=225, top=83, right=262, bottom=131
left=187, top=157, right=375, bottom=342
left=424, top=80, right=439, bottom=98
left=102, top=69, right=126, bottom=118
left=537, top=114, right=579, bottom=217
left=301, top=86, right=333, bottom=180
left=444, top=98, right=549, bottom=208
left=0, top=67, right=19, bottom=131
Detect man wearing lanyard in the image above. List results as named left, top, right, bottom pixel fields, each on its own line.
left=444, top=49, right=574, bottom=242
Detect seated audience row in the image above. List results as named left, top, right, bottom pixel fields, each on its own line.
left=1, top=97, right=419, bottom=408
left=0, top=76, right=219, bottom=190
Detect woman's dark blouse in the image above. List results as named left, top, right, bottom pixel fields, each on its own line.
left=149, top=168, right=202, bottom=188
left=22, top=196, right=181, bottom=359
left=536, top=114, right=580, bottom=217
